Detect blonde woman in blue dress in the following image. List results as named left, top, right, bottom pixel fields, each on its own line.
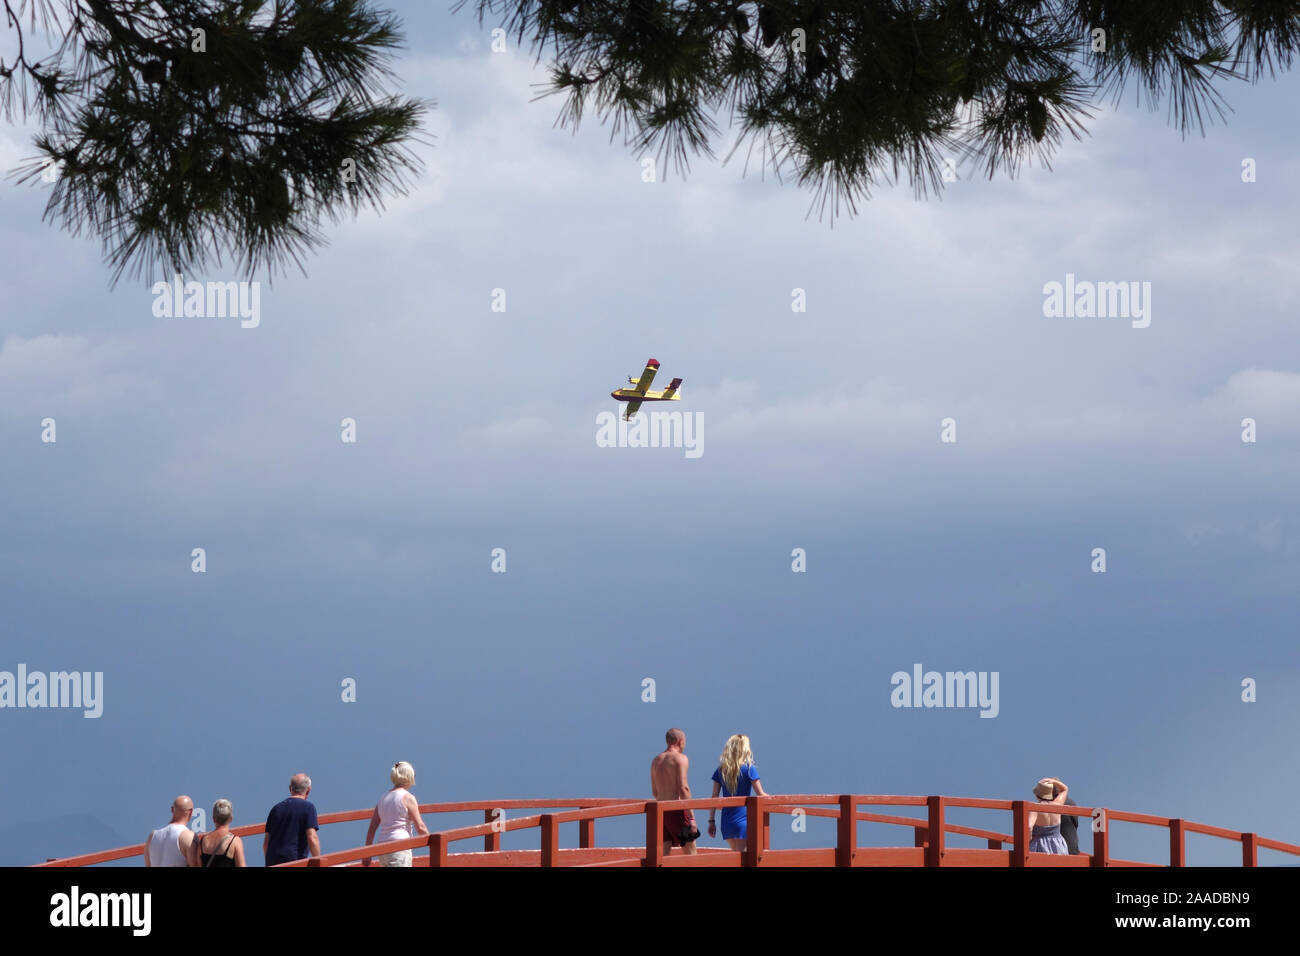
left=1028, top=777, right=1070, bottom=854
left=707, top=734, right=769, bottom=850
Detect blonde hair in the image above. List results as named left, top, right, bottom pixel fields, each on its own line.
left=391, top=761, right=415, bottom=787
left=718, top=734, right=755, bottom=794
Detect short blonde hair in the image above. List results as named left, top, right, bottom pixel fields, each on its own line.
left=391, top=761, right=415, bottom=787
left=212, top=799, right=233, bottom=825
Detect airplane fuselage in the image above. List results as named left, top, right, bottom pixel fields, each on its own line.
left=610, top=389, right=683, bottom=402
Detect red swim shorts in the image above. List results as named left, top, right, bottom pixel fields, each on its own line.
left=663, top=810, right=695, bottom=846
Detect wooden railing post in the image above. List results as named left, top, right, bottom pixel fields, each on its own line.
left=744, top=796, right=762, bottom=867
left=836, top=795, right=856, bottom=867
left=484, top=809, right=502, bottom=852
left=925, top=796, right=945, bottom=867
left=644, top=801, right=663, bottom=867
left=1011, top=801, right=1028, bottom=867
left=987, top=838, right=1002, bottom=849
left=1169, top=819, right=1186, bottom=867
left=307, top=857, right=321, bottom=867
left=579, top=814, right=596, bottom=849
left=763, top=812, right=771, bottom=850
left=1242, top=833, right=1258, bottom=867
left=427, top=832, right=447, bottom=868
left=540, top=814, right=559, bottom=867
left=1091, top=809, right=1109, bottom=867
left=913, top=827, right=927, bottom=849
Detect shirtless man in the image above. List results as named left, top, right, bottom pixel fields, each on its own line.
left=650, top=728, right=698, bottom=856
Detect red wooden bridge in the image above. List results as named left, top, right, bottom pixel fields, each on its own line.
left=35, top=794, right=1300, bottom=867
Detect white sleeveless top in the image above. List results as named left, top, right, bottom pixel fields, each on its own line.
left=148, top=822, right=189, bottom=867
left=377, top=788, right=413, bottom=843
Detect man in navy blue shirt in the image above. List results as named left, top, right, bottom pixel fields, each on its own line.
left=263, top=773, right=320, bottom=866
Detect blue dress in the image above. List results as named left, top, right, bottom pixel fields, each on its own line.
left=1029, top=824, right=1069, bottom=854
left=712, top=764, right=760, bottom=840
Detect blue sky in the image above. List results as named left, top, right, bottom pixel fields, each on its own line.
left=1, top=5, right=1298, bottom=866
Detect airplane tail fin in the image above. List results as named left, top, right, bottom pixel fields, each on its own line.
left=662, top=377, right=683, bottom=399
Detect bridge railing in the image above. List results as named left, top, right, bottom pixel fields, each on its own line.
left=34, top=799, right=637, bottom=868
left=35, top=795, right=1300, bottom=867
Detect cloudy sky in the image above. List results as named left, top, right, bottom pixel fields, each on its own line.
left=1, top=5, right=1297, bottom=866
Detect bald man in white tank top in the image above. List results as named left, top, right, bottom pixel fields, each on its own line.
left=144, top=795, right=195, bottom=867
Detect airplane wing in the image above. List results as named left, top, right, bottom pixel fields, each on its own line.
left=623, top=400, right=643, bottom=421
left=632, top=360, right=659, bottom=395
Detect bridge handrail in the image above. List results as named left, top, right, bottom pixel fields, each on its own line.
left=35, top=794, right=1300, bottom=867
left=33, top=798, right=639, bottom=867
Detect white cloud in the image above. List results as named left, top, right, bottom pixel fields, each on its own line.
left=1206, top=368, right=1300, bottom=412
left=0, top=334, right=154, bottom=420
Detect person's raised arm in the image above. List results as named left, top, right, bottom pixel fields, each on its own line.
left=1049, top=779, right=1069, bottom=804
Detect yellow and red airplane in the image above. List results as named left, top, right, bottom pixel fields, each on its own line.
left=610, top=358, right=683, bottom=421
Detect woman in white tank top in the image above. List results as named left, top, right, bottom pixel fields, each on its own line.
left=363, top=761, right=430, bottom=866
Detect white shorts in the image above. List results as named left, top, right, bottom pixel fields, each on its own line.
left=375, top=849, right=411, bottom=867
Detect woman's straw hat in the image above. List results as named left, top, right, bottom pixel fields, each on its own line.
left=1032, top=780, right=1056, bottom=800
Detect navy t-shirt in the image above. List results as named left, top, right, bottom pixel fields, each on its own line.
left=265, top=797, right=319, bottom=866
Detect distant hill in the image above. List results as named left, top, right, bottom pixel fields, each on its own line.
left=0, top=813, right=133, bottom=867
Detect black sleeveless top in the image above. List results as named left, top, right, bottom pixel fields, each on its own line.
left=199, top=834, right=237, bottom=868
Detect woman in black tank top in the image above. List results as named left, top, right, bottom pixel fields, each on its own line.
left=188, top=799, right=246, bottom=867
left=199, top=834, right=239, bottom=867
